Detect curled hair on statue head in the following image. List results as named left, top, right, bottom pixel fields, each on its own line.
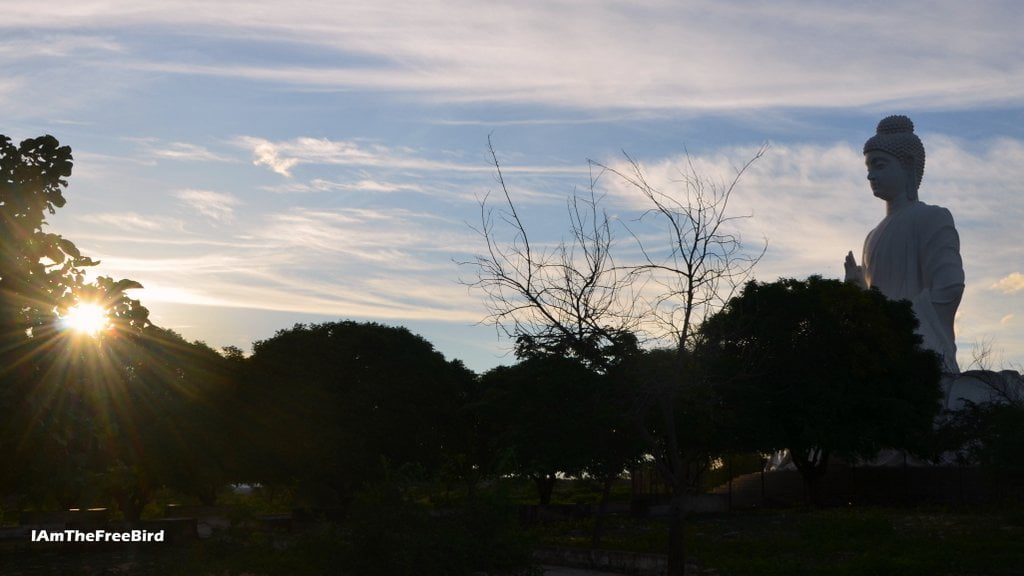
left=864, top=115, right=925, bottom=200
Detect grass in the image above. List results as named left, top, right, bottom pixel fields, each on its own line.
left=6, top=476, right=1024, bottom=575
left=535, top=504, right=1024, bottom=575
left=6, top=506, right=1022, bottom=575
left=1, top=483, right=537, bottom=576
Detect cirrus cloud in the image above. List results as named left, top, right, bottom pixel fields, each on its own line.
left=175, top=189, right=241, bottom=223
left=993, top=272, right=1024, bottom=294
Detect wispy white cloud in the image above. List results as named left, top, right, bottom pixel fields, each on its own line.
left=993, top=273, right=1024, bottom=294
left=0, top=31, right=137, bottom=120
left=83, top=211, right=486, bottom=324
left=148, top=141, right=233, bottom=162
left=335, top=179, right=420, bottom=193
left=264, top=178, right=428, bottom=193
left=600, top=142, right=870, bottom=279
left=8, top=2, right=1020, bottom=111
left=0, top=78, right=22, bottom=100
left=239, top=137, right=389, bottom=176
left=0, top=34, right=123, bottom=59
left=261, top=178, right=424, bottom=194
left=243, top=137, right=302, bottom=176
left=88, top=212, right=186, bottom=232
left=236, top=135, right=587, bottom=178
left=175, top=189, right=240, bottom=223
left=258, top=207, right=463, bottom=267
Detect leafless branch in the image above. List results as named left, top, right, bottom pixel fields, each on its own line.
left=456, top=136, right=640, bottom=369
left=599, top=143, right=769, bottom=352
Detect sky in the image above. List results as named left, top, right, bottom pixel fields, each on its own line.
left=3, top=1, right=1023, bottom=373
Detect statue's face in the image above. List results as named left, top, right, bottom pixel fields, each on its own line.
left=865, top=150, right=910, bottom=202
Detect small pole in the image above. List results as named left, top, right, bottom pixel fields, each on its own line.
left=728, top=455, right=733, bottom=511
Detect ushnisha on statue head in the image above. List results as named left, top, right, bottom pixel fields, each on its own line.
left=862, top=115, right=925, bottom=201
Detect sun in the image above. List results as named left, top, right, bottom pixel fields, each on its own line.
left=63, top=303, right=110, bottom=336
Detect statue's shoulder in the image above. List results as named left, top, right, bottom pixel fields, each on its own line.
left=913, top=201, right=955, bottom=224
left=910, top=202, right=960, bottom=245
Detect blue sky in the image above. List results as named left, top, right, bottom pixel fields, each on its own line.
left=4, top=1, right=1023, bottom=373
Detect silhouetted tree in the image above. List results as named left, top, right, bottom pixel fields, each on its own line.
left=136, top=334, right=240, bottom=507
left=0, top=136, right=95, bottom=502
left=0, top=135, right=236, bottom=522
left=479, top=355, right=600, bottom=505
left=246, top=321, right=475, bottom=507
left=628, top=348, right=734, bottom=493
left=0, top=135, right=154, bottom=514
left=0, top=135, right=97, bottom=344
left=698, top=276, right=943, bottom=504
left=935, top=372, right=1024, bottom=497
left=1, top=274, right=159, bottom=517
left=462, top=141, right=765, bottom=574
left=434, top=367, right=505, bottom=501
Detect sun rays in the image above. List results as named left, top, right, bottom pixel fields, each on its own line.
left=62, top=303, right=110, bottom=337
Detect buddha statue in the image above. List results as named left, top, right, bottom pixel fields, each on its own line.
left=844, top=115, right=965, bottom=373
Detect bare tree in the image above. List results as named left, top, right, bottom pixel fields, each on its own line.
left=461, top=137, right=641, bottom=369
left=962, top=338, right=1024, bottom=405
left=461, top=138, right=767, bottom=575
left=606, top=149, right=766, bottom=351
left=599, top=148, right=766, bottom=573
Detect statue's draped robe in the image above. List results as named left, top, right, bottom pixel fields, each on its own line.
left=861, top=201, right=964, bottom=372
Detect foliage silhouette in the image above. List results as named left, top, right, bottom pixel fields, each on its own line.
left=698, top=276, right=944, bottom=503
left=479, top=355, right=603, bottom=505
left=0, top=134, right=240, bottom=522
left=245, top=320, right=476, bottom=506
left=936, top=390, right=1024, bottom=498
left=0, top=135, right=96, bottom=345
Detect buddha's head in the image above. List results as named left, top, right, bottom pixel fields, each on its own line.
left=863, top=115, right=925, bottom=201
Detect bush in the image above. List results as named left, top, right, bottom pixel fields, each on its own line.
left=345, top=483, right=536, bottom=576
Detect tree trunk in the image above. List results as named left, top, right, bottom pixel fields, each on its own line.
left=196, top=481, right=219, bottom=507
left=666, top=481, right=688, bottom=576
left=590, top=472, right=615, bottom=548
left=465, top=473, right=478, bottom=502
left=791, top=448, right=829, bottom=507
left=534, top=473, right=557, bottom=506
left=114, top=490, right=146, bottom=525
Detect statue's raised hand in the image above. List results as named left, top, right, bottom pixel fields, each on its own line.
left=844, top=251, right=866, bottom=288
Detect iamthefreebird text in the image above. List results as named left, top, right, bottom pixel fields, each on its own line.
left=31, top=529, right=165, bottom=543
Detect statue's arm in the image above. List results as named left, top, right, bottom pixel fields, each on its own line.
left=922, top=206, right=964, bottom=318
left=844, top=250, right=866, bottom=289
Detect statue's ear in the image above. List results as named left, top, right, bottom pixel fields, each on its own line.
left=904, top=160, right=920, bottom=199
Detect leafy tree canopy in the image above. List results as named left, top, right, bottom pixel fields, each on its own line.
left=698, top=276, right=943, bottom=489
left=0, top=135, right=99, bottom=342
left=247, top=320, right=475, bottom=504
left=0, top=134, right=237, bottom=520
